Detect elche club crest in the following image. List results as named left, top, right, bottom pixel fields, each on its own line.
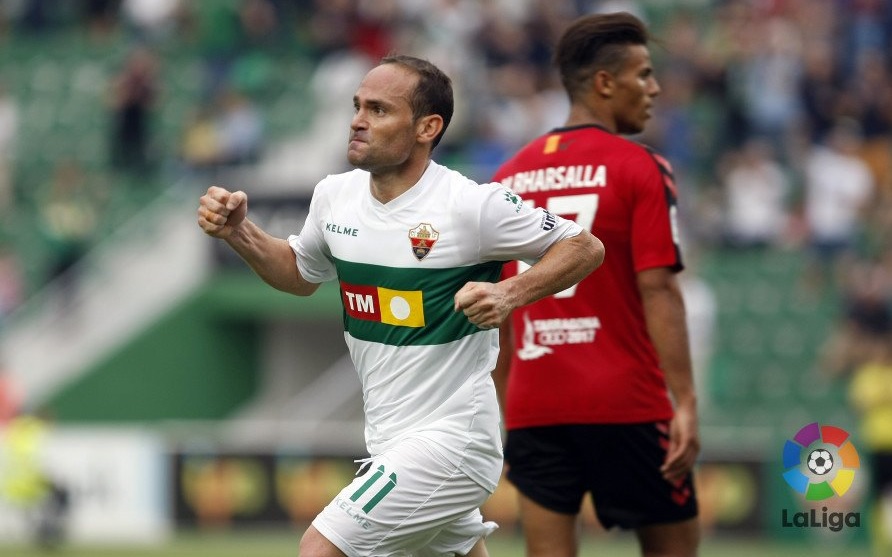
left=409, top=223, right=439, bottom=261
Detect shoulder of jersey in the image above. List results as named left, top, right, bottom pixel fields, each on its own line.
left=440, top=165, right=502, bottom=194
left=637, top=142, right=674, bottom=175
left=600, top=137, right=668, bottom=172
left=314, top=169, right=365, bottom=193
left=550, top=127, right=655, bottom=158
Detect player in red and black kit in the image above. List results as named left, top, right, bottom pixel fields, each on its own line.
left=492, top=12, right=700, bottom=557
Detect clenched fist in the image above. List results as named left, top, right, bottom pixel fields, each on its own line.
left=198, top=186, right=248, bottom=239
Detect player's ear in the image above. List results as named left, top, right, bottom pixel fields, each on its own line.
left=416, top=114, right=443, bottom=146
left=592, top=69, right=615, bottom=98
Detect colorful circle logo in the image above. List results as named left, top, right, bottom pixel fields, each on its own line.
left=782, top=422, right=860, bottom=500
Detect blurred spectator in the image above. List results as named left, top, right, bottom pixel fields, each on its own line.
left=0, top=82, right=18, bottom=214
left=121, top=0, right=182, bottom=44
left=214, top=88, right=264, bottom=166
left=797, top=39, right=843, bottom=144
left=107, top=46, right=160, bottom=174
left=228, top=0, right=280, bottom=96
left=843, top=48, right=892, bottom=193
left=801, top=119, right=875, bottom=290
left=37, top=159, right=105, bottom=297
left=0, top=413, right=70, bottom=549
left=194, top=0, right=243, bottom=97
left=180, top=104, right=222, bottom=176
left=699, top=0, right=757, bottom=154
left=848, top=338, right=892, bottom=554
left=643, top=66, right=699, bottom=183
left=193, top=0, right=282, bottom=100
left=0, top=246, right=24, bottom=326
left=1, top=414, right=50, bottom=507
left=178, top=90, right=264, bottom=180
left=349, top=0, right=398, bottom=62
left=18, top=0, right=53, bottom=33
left=305, top=0, right=357, bottom=58
left=838, top=0, right=890, bottom=80
left=590, top=0, right=646, bottom=19
left=81, top=0, right=119, bottom=41
left=0, top=357, right=21, bottom=424
left=473, top=64, right=555, bottom=167
left=822, top=256, right=892, bottom=376
left=735, top=15, right=803, bottom=160
left=719, top=139, right=791, bottom=249
left=457, top=116, right=515, bottom=184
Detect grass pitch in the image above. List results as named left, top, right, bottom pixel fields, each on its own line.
left=0, top=529, right=873, bottom=557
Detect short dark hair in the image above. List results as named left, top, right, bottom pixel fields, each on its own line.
left=380, top=54, right=454, bottom=148
left=554, top=12, right=650, bottom=101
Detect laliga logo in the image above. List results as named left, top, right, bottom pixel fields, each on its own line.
left=780, top=422, right=862, bottom=532
left=781, top=422, right=860, bottom=500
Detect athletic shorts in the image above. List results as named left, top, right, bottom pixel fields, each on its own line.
left=312, top=437, right=498, bottom=556
left=504, top=422, right=698, bottom=529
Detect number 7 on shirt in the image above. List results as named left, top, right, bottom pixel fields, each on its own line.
left=518, top=193, right=599, bottom=299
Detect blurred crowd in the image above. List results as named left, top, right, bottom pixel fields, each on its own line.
left=0, top=0, right=889, bottom=366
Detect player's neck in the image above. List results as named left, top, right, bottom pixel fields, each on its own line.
left=564, top=103, right=616, bottom=133
left=369, top=158, right=431, bottom=204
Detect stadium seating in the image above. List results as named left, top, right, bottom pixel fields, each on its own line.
left=699, top=248, right=851, bottom=452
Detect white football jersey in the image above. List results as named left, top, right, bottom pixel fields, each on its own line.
left=289, top=161, right=582, bottom=491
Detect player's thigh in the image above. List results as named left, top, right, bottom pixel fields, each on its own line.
left=504, top=426, right=588, bottom=515
left=299, top=524, right=348, bottom=557
left=417, top=507, right=497, bottom=557
left=461, top=537, right=490, bottom=557
left=635, top=517, right=700, bottom=557
left=584, top=423, right=698, bottom=530
left=517, top=493, right=579, bottom=557
left=312, top=438, right=493, bottom=555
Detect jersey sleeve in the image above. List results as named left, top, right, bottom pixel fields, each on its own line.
left=476, top=183, right=583, bottom=264
left=631, top=149, right=684, bottom=273
left=287, top=182, right=337, bottom=283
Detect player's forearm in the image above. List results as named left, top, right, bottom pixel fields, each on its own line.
left=640, top=272, right=697, bottom=408
left=503, top=231, right=604, bottom=309
left=226, top=219, right=318, bottom=296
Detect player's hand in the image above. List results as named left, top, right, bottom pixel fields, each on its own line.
left=454, top=281, right=511, bottom=330
left=660, top=401, right=700, bottom=483
left=198, top=186, right=248, bottom=239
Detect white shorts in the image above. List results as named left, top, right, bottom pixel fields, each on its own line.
left=311, top=437, right=498, bottom=556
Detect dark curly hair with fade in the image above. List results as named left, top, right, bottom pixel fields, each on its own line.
left=380, top=54, right=454, bottom=149
left=554, top=12, right=650, bottom=102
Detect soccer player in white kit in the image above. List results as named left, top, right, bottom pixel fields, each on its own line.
left=198, top=55, right=605, bottom=557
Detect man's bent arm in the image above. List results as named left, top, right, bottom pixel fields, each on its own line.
left=455, top=231, right=604, bottom=329
left=502, top=231, right=604, bottom=309
left=226, top=218, right=319, bottom=297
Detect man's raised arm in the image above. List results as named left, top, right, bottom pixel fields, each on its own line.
left=198, top=186, right=319, bottom=297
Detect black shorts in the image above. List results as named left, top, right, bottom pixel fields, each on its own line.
left=504, top=423, right=698, bottom=530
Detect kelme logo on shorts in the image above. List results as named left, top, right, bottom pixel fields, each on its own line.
left=340, top=282, right=425, bottom=328
left=781, top=422, right=860, bottom=500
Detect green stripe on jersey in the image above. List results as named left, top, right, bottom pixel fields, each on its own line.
left=333, top=258, right=504, bottom=346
